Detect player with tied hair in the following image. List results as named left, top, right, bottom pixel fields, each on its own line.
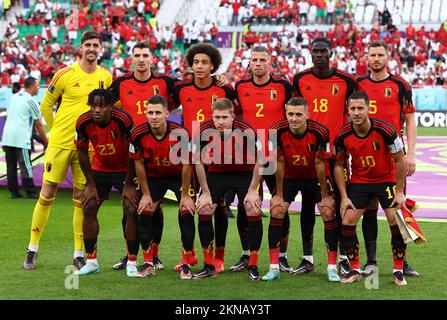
left=245, top=97, right=339, bottom=282
left=193, top=98, right=263, bottom=281
left=333, top=91, right=408, bottom=286
left=293, top=37, right=357, bottom=277
left=129, top=95, right=196, bottom=279
left=23, top=31, right=113, bottom=271
left=74, top=89, right=133, bottom=276
left=357, top=40, right=418, bottom=277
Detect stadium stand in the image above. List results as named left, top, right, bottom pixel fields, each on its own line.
left=0, top=0, right=447, bottom=92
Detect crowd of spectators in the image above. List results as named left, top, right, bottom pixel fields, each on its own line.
left=217, top=0, right=356, bottom=26
left=228, top=21, right=447, bottom=87
left=1, top=0, right=447, bottom=90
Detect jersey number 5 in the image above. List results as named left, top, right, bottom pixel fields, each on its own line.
left=369, top=100, right=377, bottom=114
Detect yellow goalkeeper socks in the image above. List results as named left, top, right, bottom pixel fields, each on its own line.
left=28, top=194, right=55, bottom=251
left=73, top=199, right=84, bottom=254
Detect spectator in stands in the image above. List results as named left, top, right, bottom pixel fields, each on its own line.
left=209, top=23, right=219, bottom=46
left=231, top=0, right=243, bottom=26
left=12, top=82, right=21, bottom=94
left=380, top=7, right=391, bottom=26
left=298, top=0, right=309, bottom=25
left=326, top=0, right=336, bottom=25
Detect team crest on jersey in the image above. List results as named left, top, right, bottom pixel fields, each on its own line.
left=152, top=85, right=160, bottom=95
left=270, top=89, right=277, bottom=100
left=307, top=143, right=315, bottom=152
left=110, top=129, right=117, bottom=139
left=98, top=81, right=104, bottom=89
left=211, top=95, right=219, bottom=104
left=331, top=84, right=339, bottom=96
left=372, top=140, right=381, bottom=151
left=45, top=162, right=52, bottom=173
left=384, top=87, right=392, bottom=97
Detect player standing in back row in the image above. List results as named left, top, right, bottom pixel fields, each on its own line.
left=109, top=41, right=178, bottom=272
left=172, top=43, right=235, bottom=273
left=356, top=40, right=419, bottom=277
left=293, top=37, right=357, bottom=277
left=231, top=46, right=293, bottom=273
left=23, top=31, right=113, bottom=270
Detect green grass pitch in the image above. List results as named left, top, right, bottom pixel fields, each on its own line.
left=1, top=187, right=446, bottom=300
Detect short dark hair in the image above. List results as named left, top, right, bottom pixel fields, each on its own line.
left=286, top=97, right=308, bottom=108
left=311, top=37, right=332, bottom=50
left=348, top=91, right=370, bottom=106
left=148, top=95, right=168, bottom=109
left=212, top=98, right=234, bottom=112
left=12, top=82, right=21, bottom=93
left=367, top=40, right=389, bottom=54
left=87, top=89, right=115, bottom=106
left=251, top=46, right=270, bottom=55
left=132, top=41, right=153, bottom=54
left=24, top=77, right=37, bottom=88
left=186, top=43, right=222, bottom=73
left=81, top=31, right=102, bottom=44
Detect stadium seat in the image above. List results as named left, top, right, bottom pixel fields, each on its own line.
left=440, top=0, right=447, bottom=22
left=420, top=0, right=432, bottom=23
left=430, top=0, right=441, bottom=22
left=354, top=5, right=365, bottom=24
left=385, top=0, right=395, bottom=11
left=363, top=5, right=376, bottom=24
left=376, top=0, right=386, bottom=13
left=411, top=0, right=422, bottom=22
left=308, top=5, right=317, bottom=24
left=402, top=0, right=413, bottom=23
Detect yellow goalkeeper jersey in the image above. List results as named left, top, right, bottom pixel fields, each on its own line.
left=41, top=62, right=112, bottom=150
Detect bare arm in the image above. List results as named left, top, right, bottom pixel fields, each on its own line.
left=274, top=156, right=284, bottom=199
left=334, top=160, right=355, bottom=217
left=78, top=147, right=98, bottom=204
left=404, top=112, right=416, bottom=176
left=391, top=150, right=407, bottom=208
left=33, top=119, right=48, bottom=147
left=135, top=158, right=152, bottom=214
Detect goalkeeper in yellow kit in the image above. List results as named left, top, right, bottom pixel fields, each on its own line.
left=23, top=31, right=113, bottom=270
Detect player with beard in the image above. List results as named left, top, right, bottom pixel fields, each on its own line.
left=356, top=40, right=418, bottom=277
left=231, top=46, right=293, bottom=274
left=334, top=91, right=408, bottom=286
left=109, top=41, right=179, bottom=273
left=23, top=31, right=113, bottom=270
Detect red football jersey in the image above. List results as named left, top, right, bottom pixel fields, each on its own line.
left=110, top=72, right=178, bottom=126
left=272, top=119, right=329, bottom=180
left=334, top=119, right=403, bottom=184
left=357, top=74, right=415, bottom=135
left=293, top=68, right=358, bottom=148
left=235, top=75, right=292, bottom=130
left=129, top=121, right=189, bottom=177
left=235, top=75, right=292, bottom=151
left=172, top=79, right=235, bottom=135
left=75, top=108, right=133, bottom=172
left=197, top=118, right=258, bottom=173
